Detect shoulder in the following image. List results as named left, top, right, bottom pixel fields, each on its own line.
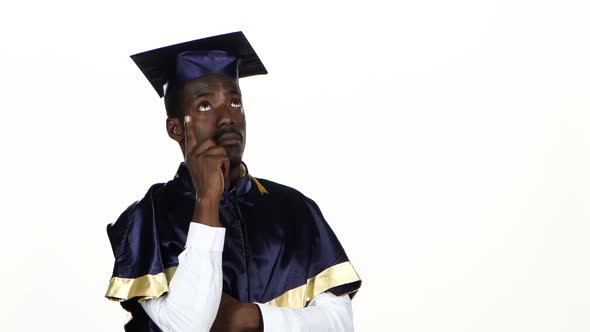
left=249, top=177, right=326, bottom=222
left=253, top=177, right=314, bottom=202
left=106, top=183, right=166, bottom=248
left=112, top=183, right=167, bottom=222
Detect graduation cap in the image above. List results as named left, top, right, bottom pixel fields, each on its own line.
left=131, top=31, right=267, bottom=97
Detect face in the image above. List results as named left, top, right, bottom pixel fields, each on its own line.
left=168, top=74, right=246, bottom=168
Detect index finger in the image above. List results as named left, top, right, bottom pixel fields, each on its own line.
left=184, top=115, right=198, bottom=158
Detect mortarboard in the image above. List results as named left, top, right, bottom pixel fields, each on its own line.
left=131, top=31, right=267, bottom=97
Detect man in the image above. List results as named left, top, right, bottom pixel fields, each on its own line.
left=105, top=31, right=361, bottom=332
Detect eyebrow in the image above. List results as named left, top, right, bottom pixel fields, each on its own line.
left=190, top=89, right=241, bottom=100
left=225, top=89, right=241, bottom=96
left=191, top=91, right=213, bottom=99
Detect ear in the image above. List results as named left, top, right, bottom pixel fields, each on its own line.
left=166, top=117, right=183, bottom=143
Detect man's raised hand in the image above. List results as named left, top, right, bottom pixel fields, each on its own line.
left=184, top=115, right=230, bottom=202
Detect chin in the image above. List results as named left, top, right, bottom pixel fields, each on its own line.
left=224, top=145, right=244, bottom=168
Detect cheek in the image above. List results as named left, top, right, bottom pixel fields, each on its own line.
left=190, top=118, right=216, bottom=142
left=235, top=109, right=246, bottom=124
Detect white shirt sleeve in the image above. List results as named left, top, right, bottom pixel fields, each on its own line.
left=140, top=222, right=225, bottom=332
left=140, top=222, right=354, bottom=332
left=256, top=292, right=355, bottom=332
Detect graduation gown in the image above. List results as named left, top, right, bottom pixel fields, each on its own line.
left=105, top=163, right=361, bottom=331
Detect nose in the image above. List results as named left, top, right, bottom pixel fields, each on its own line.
left=217, top=105, right=234, bottom=128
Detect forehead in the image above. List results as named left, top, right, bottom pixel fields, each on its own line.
left=183, top=74, right=241, bottom=98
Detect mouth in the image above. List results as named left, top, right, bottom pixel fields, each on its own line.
left=216, top=132, right=242, bottom=145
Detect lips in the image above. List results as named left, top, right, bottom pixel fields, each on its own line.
left=216, top=132, right=242, bottom=145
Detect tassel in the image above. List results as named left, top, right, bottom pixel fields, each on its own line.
left=251, top=176, right=269, bottom=195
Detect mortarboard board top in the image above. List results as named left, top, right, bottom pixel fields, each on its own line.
left=131, top=31, right=267, bottom=97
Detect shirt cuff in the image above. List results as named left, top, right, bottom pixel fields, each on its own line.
left=255, top=302, right=282, bottom=330
left=184, top=222, right=225, bottom=252
left=255, top=293, right=354, bottom=332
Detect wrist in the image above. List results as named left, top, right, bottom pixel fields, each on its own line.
left=238, top=303, right=263, bottom=331
left=192, top=197, right=221, bottom=227
left=196, top=196, right=220, bottom=208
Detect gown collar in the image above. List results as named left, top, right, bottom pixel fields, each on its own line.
left=174, top=161, right=253, bottom=198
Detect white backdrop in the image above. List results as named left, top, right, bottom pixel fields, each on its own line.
left=1, top=0, right=589, bottom=331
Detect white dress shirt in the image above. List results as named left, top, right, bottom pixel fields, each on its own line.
left=140, top=222, right=354, bottom=332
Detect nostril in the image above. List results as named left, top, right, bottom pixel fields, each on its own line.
left=218, top=113, right=234, bottom=127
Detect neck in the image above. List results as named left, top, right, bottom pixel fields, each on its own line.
left=227, top=163, right=243, bottom=190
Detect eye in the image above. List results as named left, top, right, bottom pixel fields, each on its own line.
left=196, top=102, right=212, bottom=112
left=230, top=99, right=242, bottom=108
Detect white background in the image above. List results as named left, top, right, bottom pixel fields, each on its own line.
left=0, top=0, right=589, bottom=331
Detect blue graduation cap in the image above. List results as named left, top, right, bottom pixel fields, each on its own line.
left=131, top=31, right=268, bottom=97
